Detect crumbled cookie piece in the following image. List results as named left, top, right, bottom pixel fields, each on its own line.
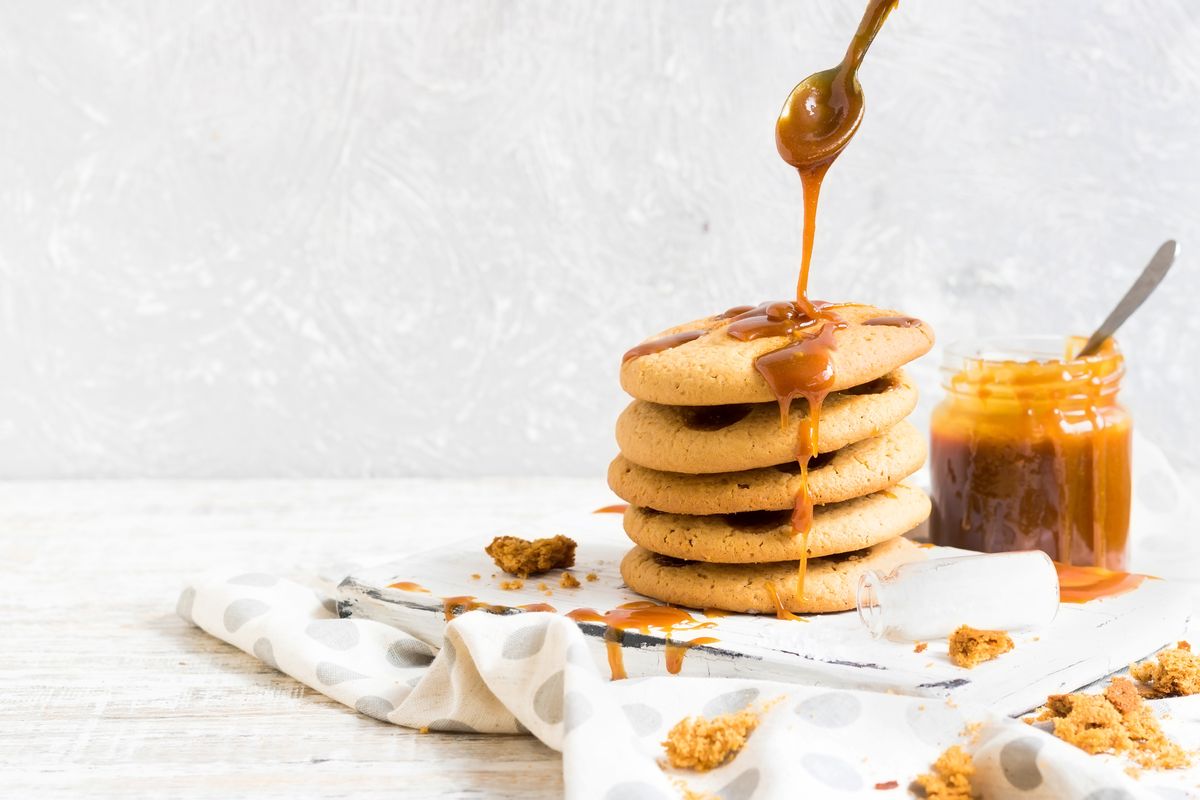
left=1038, top=677, right=1190, bottom=770
left=470, top=573, right=481, bottom=580
left=914, top=642, right=928, bottom=654
left=485, top=534, right=577, bottom=578
left=586, top=572, right=599, bottom=582
left=1131, top=642, right=1200, bottom=697
left=499, top=579, right=524, bottom=590
left=560, top=572, right=581, bottom=588
left=662, top=710, right=759, bottom=771
left=671, top=779, right=715, bottom=800
left=914, top=745, right=974, bottom=800
left=948, top=625, right=1013, bottom=669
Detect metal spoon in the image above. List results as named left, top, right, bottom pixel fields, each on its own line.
left=1077, top=239, right=1179, bottom=357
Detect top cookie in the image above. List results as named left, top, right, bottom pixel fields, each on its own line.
left=620, top=303, right=933, bottom=405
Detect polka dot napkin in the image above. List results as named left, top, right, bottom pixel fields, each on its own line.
left=179, top=572, right=1174, bottom=799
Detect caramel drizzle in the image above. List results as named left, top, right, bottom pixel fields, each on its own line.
left=622, top=329, right=707, bottom=363
left=862, top=315, right=923, bottom=328
left=592, top=503, right=629, bottom=514
left=566, top=601, right=717, bottom=680
left=746, top=0, right=895, bottom=614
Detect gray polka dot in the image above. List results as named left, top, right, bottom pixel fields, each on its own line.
left=795, top=692, right=862, bottom=728
left=354, top=695, right=395, bottom=721
left=223, top=598, right=269, bottom=633
left=1000, top=736, right=1043, bottom=790
left=566, top=641, right=593, bottom=668
left=387, top=638, right=434, bottom=668
left=564, top=691, right=594, bottom=734
left=1082, top=791, right=1139, bottom=800
left=428, top=718, right=480, bottom=733
left=315, top=661, right=367, bottom=685
left=533, top=670, right=565, bottom=725
left=176, top=587, right=196, bottom=624
left=502, top=624, right=549, bottom=660
left=228, top=573, right=278, bottom=587
left=718, top=768, right=760, bottom=800
left=800, top=753, right=862, bottom=791
left=604, top=782, right=669, bottom=800
left=252, top=637, right=278, bottom=669
left=703, top=688, right=760, bottom=717
left=904, top=699, right=965, bottom=746
left=406, top=675, right=423, bottom=688
left=621, top=703, right=663, bottom=736
left=305, top=619, right=360, bottom=651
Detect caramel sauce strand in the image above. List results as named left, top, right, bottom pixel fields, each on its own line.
left=796, top=165, right=830, bottom=309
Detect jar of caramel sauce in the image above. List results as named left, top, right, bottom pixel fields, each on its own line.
left=929, top=336, right=1132, bottom=569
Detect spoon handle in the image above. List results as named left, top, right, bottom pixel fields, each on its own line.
left=1077, top=239, right=1179, bottom=358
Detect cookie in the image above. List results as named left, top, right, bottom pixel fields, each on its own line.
left=623, top=483, right=930, bottom=563
left=615, top=370, right=917, bottom=474
left=620, top=536, right=924, bottom=614
left=609, top=420, right=925, bottom=514
left=620, top=303, right=933, bottom=406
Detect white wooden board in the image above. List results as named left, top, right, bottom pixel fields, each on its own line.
left=339, top=510, right=1193, bottom=716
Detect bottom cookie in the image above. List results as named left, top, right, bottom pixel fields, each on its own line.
left=619, top=536, right=924, bottom=614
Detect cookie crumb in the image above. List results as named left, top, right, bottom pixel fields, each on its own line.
left=914, top=642, right=928, bottom=654
left=1038, top=677, right=1190, bottom=770
left=914, top=745, right=974, bottom=800
left=948, top=625, right=1013, bottom=668
left=499, top=579, right=524, bottom=590
left=1131, top=642, right=1200, bottom=697
left=485, top=534, right=576, bottom=578
left=418, top=726, right=430, bottom=734
left=470, top=573, right=481, bottom=580
left=586, top=572, right=599, bottom=582
left=912, top=743, right=969, bottom=800
left=874, top=780, right=898, bottom=790
left=662, top=709, right=759, bottom=771
left=670, top=779, right=715, bottom=800
left=560, top=572, right=581, bottom=589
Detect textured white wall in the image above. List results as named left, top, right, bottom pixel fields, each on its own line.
left=1, top=1, right=1198, bottom=478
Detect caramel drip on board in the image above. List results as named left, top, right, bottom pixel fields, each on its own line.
left=665, top=637, right=721, bottom=675
left=388, top=581, right=430, bottom=593
left=440, top=595, right=558, bottom=621
left=1056, top=562, right=1146, bottom=603
left=566, top=601, right=717, bottom=680
left=593, top=503, right=629, bottom=514
left=763, top=581, right=808, bottom=622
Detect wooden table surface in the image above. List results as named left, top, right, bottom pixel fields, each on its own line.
left=2, top=479, right=621, bottom=799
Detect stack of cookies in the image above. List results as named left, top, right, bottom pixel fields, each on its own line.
left=610, top=303, right=935, bottom=615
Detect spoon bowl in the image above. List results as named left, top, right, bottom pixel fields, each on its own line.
left=776, top=67, right=864, bottom=170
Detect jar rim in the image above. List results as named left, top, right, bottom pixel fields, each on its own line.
left=941, top=334, right=1125, bottom=398
left=942, top=334, right=1121, bottom=366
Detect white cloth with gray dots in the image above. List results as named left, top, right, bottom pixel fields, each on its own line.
left=178, top=571, right=1200, bottom=799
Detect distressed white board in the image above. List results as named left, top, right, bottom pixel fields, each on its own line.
left=339, top=510, right=1192, bottom=717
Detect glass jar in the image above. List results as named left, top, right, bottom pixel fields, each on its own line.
left=929, top=336, right=1132, bottom=569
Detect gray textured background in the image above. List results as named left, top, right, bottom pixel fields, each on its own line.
left=1, top=1, right=1197, bottom=479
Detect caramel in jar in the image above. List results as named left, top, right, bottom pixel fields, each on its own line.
left=930, top=336, right=1132, bottom=569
